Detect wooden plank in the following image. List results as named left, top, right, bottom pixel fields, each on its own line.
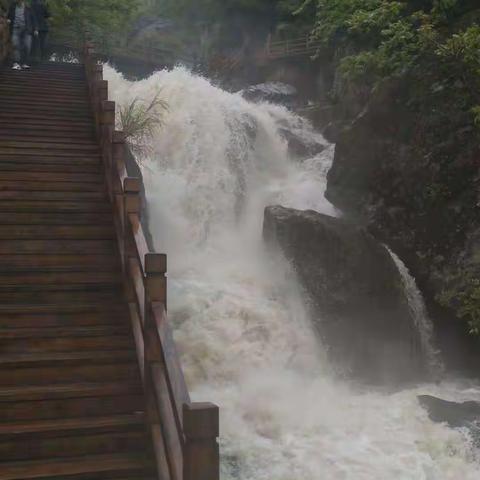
left=0, top=191, right=106, bottom=202
left=0, top=171, right=103, bottom=183
left=0, top=148, right=102, bottom=158
left=0, top=239, right=116, bottom=254
left=0, top=382, right=142, bottom=402
left=0, top=395, right=145, bottom=422
left=0, top=225, right=114, bottom=239
left=0, top=325, right=129, bottom=339
left=0, top=254, right=118, bottom=272
left=0, top=431, right=149, bottom=462
left=0, top=414, right=145, bottom=436
left=0, top=453, right=154, bottom=480
left=0, top=289, right=124, bottom=305
left=0, top=182, right=105, bottom=193
left=0, top=141, right=99, bottom=152
left=0, top=363, right=139, bottom=387
left=0, top=351, right=136, bottom=367
left=153, top=303, right=191, bottom=430
left=0, top=163, right=101, bottom=174
left=0, top=201, right=111, bottom=213
left=151, top=363, right=183, bottom=480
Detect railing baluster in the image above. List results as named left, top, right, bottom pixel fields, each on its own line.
left=183, top=403, right=220, bottom=480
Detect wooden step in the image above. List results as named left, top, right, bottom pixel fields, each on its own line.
left=0, top=136, right=97, bottom=148
left=0, top=413, right=145, bottom=437
left=0, top=148, right=102, bottom=158
left=0, top=270, right=119, bottom=284
left=0, top=430, right=149, bottom=463
left=0, top=100, right=90, bottom=112
left=0, top=119, right=94, bottom=131
left=0, top=325, right=129, bottom=339
left=0, top=303, right=127, bottom=315
left=0, top=415, right=151, bottom=462
left=0, top=332, right=133, bottom=353
left=0, top=288, right=123, bottom=305
left=0, top=350, right=135, bottom=368
left=0, top=394, right=145, bottom=422
left=0, top=171, right=102, bottom=183
left=0, top=239, right=116, bottom=254
left=0, top=127, right=95, bottom=140
left=0, top=201, right=111, bottom=213
left=0, top=310, right=128, bottom=328
left=0, top=181, right=105, bottom=193
left=0, top=162, right=101, bottom=174
left=0, top=155, right=100, bottom=166
left=0, top=141, right=98, bottom=152
left=0, top=453, right=155, bottom=480
left=0, top=191, right=106, bottom=203
left=0, top=113, right=92, bottom=125
left=0, top=224, right=114, bottom=239
left=0, top=254, right=118, bottom=272
left=0, top=361, right=139, bottom=387
left=0, top=382, right=141, bottom=402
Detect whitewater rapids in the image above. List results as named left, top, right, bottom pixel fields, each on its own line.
left=104, top=65, right=480, bottom=479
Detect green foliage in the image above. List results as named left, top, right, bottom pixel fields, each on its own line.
left=117, top=92, right=168, bottom=157
left=48, top=0, right=141, bottom=43
left=439, top=276, right=480, bottom=336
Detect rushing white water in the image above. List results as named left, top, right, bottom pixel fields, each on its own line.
left=388, top=248, right=445, bottom=378
left=104, top=65, right=480, bottom=479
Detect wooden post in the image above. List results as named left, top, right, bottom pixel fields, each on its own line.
left=112, top=131, right=126, bottom=199
left=123, top=177, right=142, bottom=268
left=144, top=253, right=167, bottom=426
left=183, top=403, right=220, bottom=480
left=145, top=253, right=167, bottom=322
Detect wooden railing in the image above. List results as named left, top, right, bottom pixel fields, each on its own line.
left=51, top=33, right=184, bottom=68
left=265, top=34, right=321, bottom=60
left=0, top=17, right=9, bottom=64
left=83, top=41, right=220, bottom=480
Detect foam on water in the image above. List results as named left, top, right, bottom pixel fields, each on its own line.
left=104, top=65, right=480, bottom=479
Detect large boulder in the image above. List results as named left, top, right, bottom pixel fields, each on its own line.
left=418, top=395, right=480, bottom=446
left=263, top=205, right=427, bottom=384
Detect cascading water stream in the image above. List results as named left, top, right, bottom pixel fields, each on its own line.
left=388, top=248, right=445, bottom=378
left=104, top=65, right=480, bottom=479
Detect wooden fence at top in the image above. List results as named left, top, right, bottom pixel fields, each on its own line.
left=51, top=34, right=181, bottom=68
left=83, top=41, right=219, bottom=480
left=265, top=34, right=321, bottom=60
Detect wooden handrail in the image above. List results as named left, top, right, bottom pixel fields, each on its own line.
left=82, top=41, right=220, bottom=480
left=265, top=34, right=321, bottom=60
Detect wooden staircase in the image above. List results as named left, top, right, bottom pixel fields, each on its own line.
left=0, top=56, right=219, bottom=480
left=0, top=63, right=156, bottom=479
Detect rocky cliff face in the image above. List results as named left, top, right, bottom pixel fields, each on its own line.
left=263, top=205, right=427, bottom=384
left=325, top=79, right=480, bottom=374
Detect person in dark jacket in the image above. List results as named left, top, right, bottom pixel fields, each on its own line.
left=31, top=0, right=49, bottom=62
left=7, top=0, right=38, bottom=69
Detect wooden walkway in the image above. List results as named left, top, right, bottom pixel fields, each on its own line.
left=0, top=52, right=218, bottom=480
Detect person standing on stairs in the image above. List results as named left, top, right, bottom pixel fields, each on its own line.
left=31, top=0, right=49, bottom=62
left=7, top=0, right=38, bottom=70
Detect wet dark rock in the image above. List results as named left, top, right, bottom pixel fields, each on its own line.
left=418, top=395, right=480, bottom=445
left=278, top=128, right=325, bottom=160
left=241, top=82, right=298, bottom=108
left=263, top=205, right=426, bottom=384
left=325, top=77, right=480, bottom=375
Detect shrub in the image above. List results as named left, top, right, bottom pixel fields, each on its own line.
left=117, top=92, right=168, bottom=157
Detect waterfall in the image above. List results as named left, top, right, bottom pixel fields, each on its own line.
left=104, top=65, right=479, bottom=480
left=388, top=248, right=445, bottom=378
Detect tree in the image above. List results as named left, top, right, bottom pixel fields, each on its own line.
left=48, top=0, right=141, bottom=43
